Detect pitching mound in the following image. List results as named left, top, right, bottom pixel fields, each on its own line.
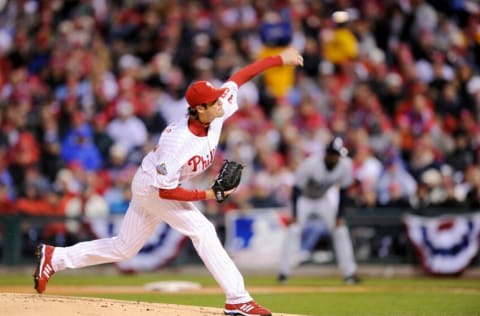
left=1, top=293, right=303, bottom=316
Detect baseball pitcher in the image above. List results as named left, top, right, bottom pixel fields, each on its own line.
left=34, top=47, right=304, bottom=316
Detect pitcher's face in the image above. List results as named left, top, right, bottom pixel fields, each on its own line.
left=199, top=99, right=224, bottom=124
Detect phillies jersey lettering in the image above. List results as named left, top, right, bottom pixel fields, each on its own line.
left=188, top=148, right=216, bottom=172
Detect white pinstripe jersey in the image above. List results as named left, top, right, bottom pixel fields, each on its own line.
left=141, top=81, right=239, bottom=189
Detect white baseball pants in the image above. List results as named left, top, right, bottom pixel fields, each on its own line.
left=51, top=168, right=252, bottom=304
left=279, top=186, right=357, bottom=278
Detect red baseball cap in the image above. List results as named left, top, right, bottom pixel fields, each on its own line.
left=185, top=81, right=227, bottom=107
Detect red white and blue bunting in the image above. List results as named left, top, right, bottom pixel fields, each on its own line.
left=403, top=212, right=480, bottom=275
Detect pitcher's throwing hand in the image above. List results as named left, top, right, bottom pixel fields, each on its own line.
left=280, top=47, right=304, bottom=67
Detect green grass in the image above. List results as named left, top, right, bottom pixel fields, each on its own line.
left=2, top=272, right=480, bottom=316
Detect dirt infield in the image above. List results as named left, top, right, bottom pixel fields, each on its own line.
left=1, top=282, right=369, bottom=316
left=0, top=291, right=306, bottom=316
left=1, top=293, right=224, bottom=316
left=2, top=265, right=479, bottom=316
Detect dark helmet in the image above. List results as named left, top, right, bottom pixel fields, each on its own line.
left=326, top=137, right=348, bottom=156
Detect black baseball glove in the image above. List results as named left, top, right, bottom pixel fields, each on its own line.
left=211, top=160, right=243, bottom=202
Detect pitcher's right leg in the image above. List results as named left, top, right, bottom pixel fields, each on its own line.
left=33, top=244, right=55, bottom=293
left=33, top=200, right=159, bottom=293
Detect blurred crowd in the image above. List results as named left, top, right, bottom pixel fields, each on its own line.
left=1, top=0, right=480, bottom=245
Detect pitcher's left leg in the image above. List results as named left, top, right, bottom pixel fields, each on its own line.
left=157, top=199, right=252, bottom=304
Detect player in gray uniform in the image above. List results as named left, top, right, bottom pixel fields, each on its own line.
left=278, top=137, right=360, bottom=284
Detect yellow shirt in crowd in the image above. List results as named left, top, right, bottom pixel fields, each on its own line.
left=323, top=27, right=358, bottom=65
left=258, top=46, right=296, bottom=98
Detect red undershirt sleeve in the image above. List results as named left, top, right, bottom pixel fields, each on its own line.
left=228, top=56, right=283, bottom=87
left=159, top=187, right=207, bottom=201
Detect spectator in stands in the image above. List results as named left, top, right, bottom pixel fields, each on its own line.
left=103, top=177, right=131, bottom=215
left=445, top=129, right=476, bottom=173
left=103, top=143, right=137, bottom=215
left=464, top=165, right=480, bottom=209
left=380, top=181, right=413, bottom=208
left=249, top=151, right=294, bottom=208
left=408, top=135, right=443, bottom=181
left=415, top=168, right=445, bottom=209
left=89, top=36, right=119, bottom=109
left=15, top=167, right=58, bottom=217
left=322, top=11, right=359, bottom=68
left=0, top=153, right=15, bottom=202
left=5, top=103, right=41, bottom=195
left=53, top=168, right=81, bottom=197
left=415, top=165, right=467, bottom=210
left=37, top=102, right=64, bottom=182
left=351, top=143, right=382, bottom=208
left=155, top=65, right=189, bottom=124
left=377, top=153, right=417, bottom=207
left=92, top=113, right=114, bottom=164
left=60, top=124, right=102, bottom=172
left=302, top=37, right=322, bottom=79
left=106, top=99, right=148, bottom=161
left=0, top=181, right=13, bottom=214
left=257, top=11, right=297, bottom=102
left=137, top=91, right=167, bottom=142
left=54, top=71, right=93, bottom=113
left=105, top=143, right=137, bottom=182
left=394, top=91, right=438, bottom=156
left=348, top=83, right=393, bottom=152
left=410, top=0, right=439, bottom=39
left=379, top=72, right=405, bottom=117
left=293, top=96, right=328, bottom=155
left=435, top=81, right=462, bottom=130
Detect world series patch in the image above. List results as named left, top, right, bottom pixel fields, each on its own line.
left=156, top=163, right=167, bottom=175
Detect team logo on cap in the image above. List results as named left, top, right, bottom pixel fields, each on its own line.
left=156, top=163, right=167, bottom=175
